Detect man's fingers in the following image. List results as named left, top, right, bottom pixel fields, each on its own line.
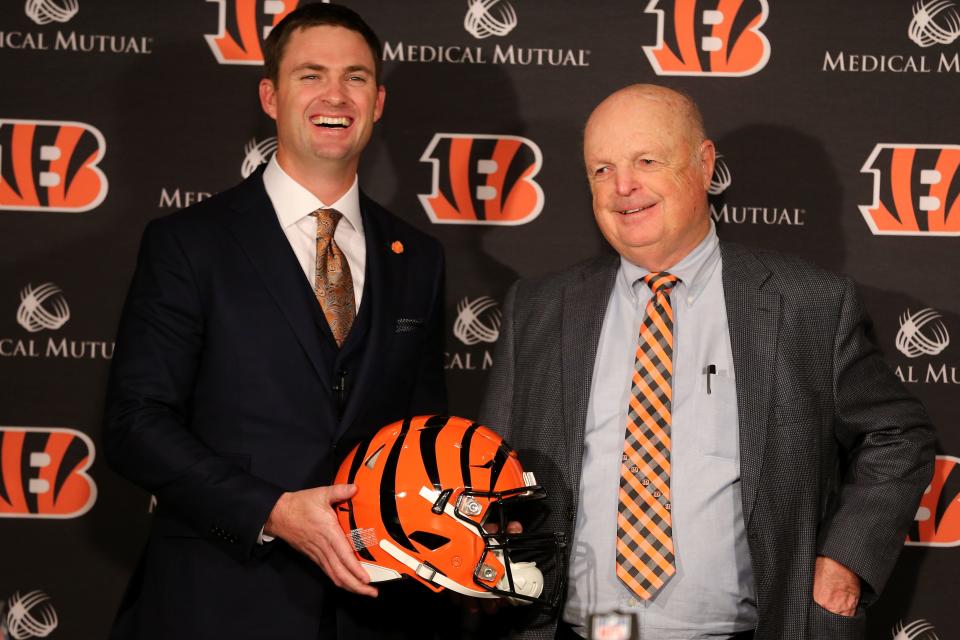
left=327, top=523, right=376, bottom=586
left=313, top=537, right=378, bottom=597
left=323, top=483, right=358, bottom=504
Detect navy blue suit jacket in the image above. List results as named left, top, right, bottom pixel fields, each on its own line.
left=103, top=168, right=447, bottom=639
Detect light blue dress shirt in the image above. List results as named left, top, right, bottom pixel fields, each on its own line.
left=564, top=223, right=758, bottom=639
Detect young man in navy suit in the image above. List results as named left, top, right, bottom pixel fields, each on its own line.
left=104, top=5, right=446, bottom=638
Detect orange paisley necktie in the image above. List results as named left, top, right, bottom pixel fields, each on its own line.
left=310, top=208, right=355, bottom=347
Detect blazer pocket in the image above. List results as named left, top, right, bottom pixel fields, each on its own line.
left=808, top=601, right=865, bottom=640
left=395, top=317, right=424, bottom=333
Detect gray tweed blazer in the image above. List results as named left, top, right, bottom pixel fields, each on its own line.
left=478, top=241, right=935, bottom=640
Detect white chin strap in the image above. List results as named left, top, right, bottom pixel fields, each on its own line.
left=378, top=538, right=497, bottom=598
left=359, top=487, right=545, bottom=602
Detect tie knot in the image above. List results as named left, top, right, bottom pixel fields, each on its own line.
left=311, top=208, right=343, bottom=237
left=643, top=272, right=679, bottom=295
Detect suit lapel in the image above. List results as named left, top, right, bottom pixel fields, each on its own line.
left=336, top=194, right=398, bottom=436
left=720, top=242, right=780, bottom=527
left=561, top=256, right=618, bottom=494
left=225, top=171, right=332, bottom=394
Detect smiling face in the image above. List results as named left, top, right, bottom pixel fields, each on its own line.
left=583, top=86, right=715, bottom=271
left=259, top=25, right=385, bottom=191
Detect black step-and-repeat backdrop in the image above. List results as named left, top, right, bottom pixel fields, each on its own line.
left=1, top=0, right=958, bottom=637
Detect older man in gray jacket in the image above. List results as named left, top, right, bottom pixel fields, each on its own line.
left=479, top=84, right=935, bottom=640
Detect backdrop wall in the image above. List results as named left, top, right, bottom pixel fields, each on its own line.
left=1, top=1, right=958, bottom=637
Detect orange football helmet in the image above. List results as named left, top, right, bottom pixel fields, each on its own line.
left=334, top=415, right=566, bottom=605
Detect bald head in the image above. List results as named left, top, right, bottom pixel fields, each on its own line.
left=582, top=84, right=715, bottom=271
left=585, top=84, right=706, bottom=161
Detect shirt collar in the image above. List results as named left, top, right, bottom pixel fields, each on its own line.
left=262, top=155, right=363, bottom=234
left=618, top=219, right=721, bottom=306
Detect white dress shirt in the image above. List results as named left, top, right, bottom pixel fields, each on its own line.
left=262, top=155, right=366, bottom=309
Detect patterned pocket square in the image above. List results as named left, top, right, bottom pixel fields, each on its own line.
left=395, top=318, right=424, bottom=333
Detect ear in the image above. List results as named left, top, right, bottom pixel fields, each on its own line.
left=698, top=139, right=716, bottom=190
left=259, top=78, right=278, bottom=121
left=373, top=84, right=386, bottom=123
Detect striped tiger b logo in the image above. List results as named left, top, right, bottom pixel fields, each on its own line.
left=205, top=0, right=300, bottom=65
left=860, top=144, right=960, bottom=236
left=642, top=0, right=771, bottom=77
left=0, top=119, right=108, bottom=213
left=0, top=427, right=97, bottom=519
left=419, top=134, right=544, bottom=226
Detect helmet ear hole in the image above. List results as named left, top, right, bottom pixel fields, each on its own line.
left=409, top=530, right=452, bottom=551
left=364, top=445, right=385, bottom=469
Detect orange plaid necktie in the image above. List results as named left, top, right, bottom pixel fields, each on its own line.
left=617, top=271, right=679, bottom=600
left=311, top=208, right=355, bottom=347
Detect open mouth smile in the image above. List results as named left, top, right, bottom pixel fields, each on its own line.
left=310, top=116, right=353, bottom=129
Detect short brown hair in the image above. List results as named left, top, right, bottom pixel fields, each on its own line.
left=262, top=3, right=382, bottom=84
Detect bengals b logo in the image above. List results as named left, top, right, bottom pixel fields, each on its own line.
left=0, top=427, right=97, bottom=519
left=643, top=0, right=771, bottom=76
left=907, top=455, right=960, bottom=546
left=860, top=144, right=960, bottom=236
left=0, top=119, right=108, bottom=213
left=419, top=134, right=544, bottom=225
left=205, top=0, right=299, bottom=65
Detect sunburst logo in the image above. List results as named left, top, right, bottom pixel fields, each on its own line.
left=463, top=0, right=517, bottom=39
left=241, top=136, right=278, bottom=178
left=895, top=308, right=950, bottom=358
left=24, top=0, right=78, bottom=25
left=16, top=284, right=70, bottom=334
left=909, top=0, right=960, bottom=47
left=453, top=297, right=501, bottom=345
left=893, top=618, right=941, bottom=639
left=2, top=590, right=58, bottom=639
left=709, top=154, right=731, bottom=195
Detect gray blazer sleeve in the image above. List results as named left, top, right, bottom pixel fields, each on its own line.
left=816, top=276, right=936, bottom=599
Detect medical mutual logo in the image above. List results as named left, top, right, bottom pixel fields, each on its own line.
left=159, top=135, right=273, bottom=209
left=241, top=136, right=278, bottom=178
left=0, top=119, right=108, bottom=213
left=464, top=0, right=517, bottom=39
left=707, top=151, right=806, bottom=227
left=822, top=1, right=959, bottom=73
left=860, top=144, right=960, bottom=236
left=446, top=296, right=501, bottom=370
left=642, top=0, right=771, bottom=76
left=907, top=455, right=960, bottom=547
left=708, top=155, right=731, bottom=195
left=892, top=618, right=941, bottom=639
left=1, top=0, right=153, bottom=54
left=909, top=0, right=960, bottom=47
left=892, top=306, right=960, bottom=385
left=16, top=283, right=70, bottom=333
left=1, top=283, right=114, bottom=360
left=419, top=134, right=544, bottom=225
left=0, top=590, right=59, bottom=639
left=896, top=308, right=950, bottom=358
left=0, top=427, right=97, bottom=519
left=453, top=296, right=502, bottom=346
left=384, top=0, right=590, bottom=67
left=25, top=0, right=77, bottom=25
